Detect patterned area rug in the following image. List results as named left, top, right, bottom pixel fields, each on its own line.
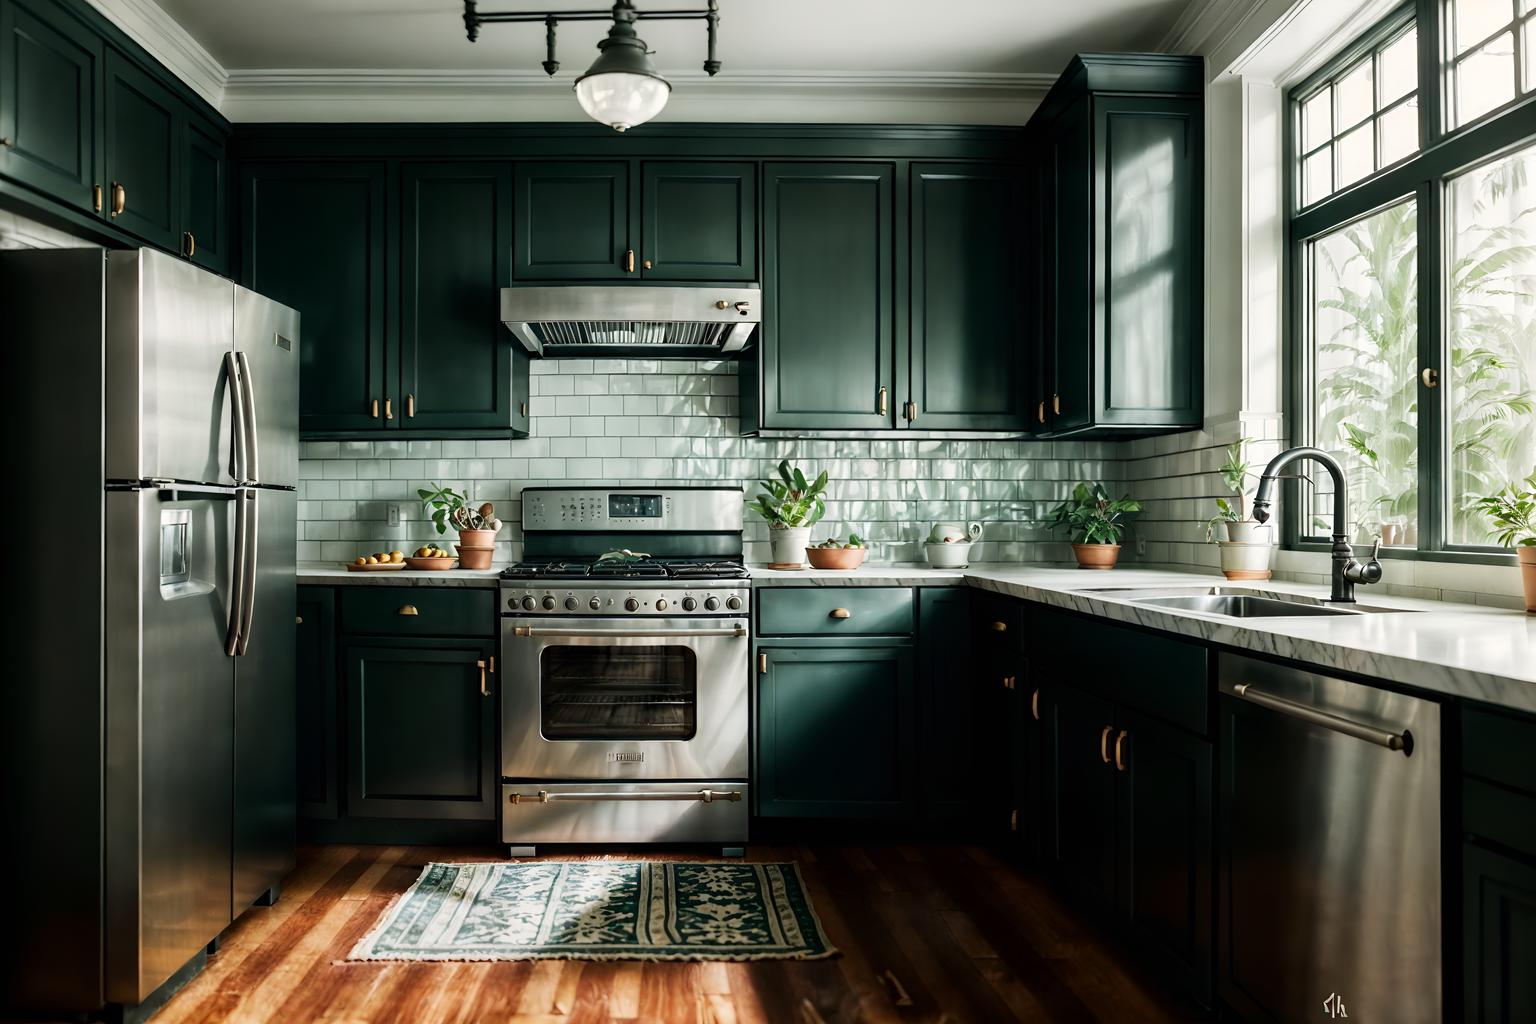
left=348, top=861, right=837, bottom=962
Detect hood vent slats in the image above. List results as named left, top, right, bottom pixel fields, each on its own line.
left=501, top=284, right=761, bottom=357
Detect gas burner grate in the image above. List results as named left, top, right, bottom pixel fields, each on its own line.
left=587, top=562, right=669, bottom=578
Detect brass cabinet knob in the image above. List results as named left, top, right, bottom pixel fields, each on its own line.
left=1421, top=367, right=1439, bottom=388
left=0, top=136, right=12, bottom=146
left=990, top=621, right=1007, bottom=632
left=829, top=608, right=852, bottom=619
left=398, top=604, right=419, bottom=616
left=643, top=258, right=653, bottom=269
left=295, top=615, right=303, bottom=625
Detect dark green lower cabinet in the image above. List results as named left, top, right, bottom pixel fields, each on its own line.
left=1464, top=843, right=1536, bottom=1023
left=345, top=638, right=497, bottom=821
left=296, top=588, right=337, bottom=819
left=922, top=588, right=1012, bottom=829
left=754, top=641, right=915, bottom=819
left=1050, top=680, right=1118, bottom=904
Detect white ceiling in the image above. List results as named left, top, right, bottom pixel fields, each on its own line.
left=152, top=0, right=1192, bottom=75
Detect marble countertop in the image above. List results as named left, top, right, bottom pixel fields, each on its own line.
left=298, top=560, right=1536, bottom=712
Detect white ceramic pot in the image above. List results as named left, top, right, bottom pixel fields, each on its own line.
left=768, top=526, right=813, bottom=567
left=1218, top=540, right=1273, bottom=580
left=1224, top=520, right=1272, bottom=544
left=925, top=541, right=974, bottom=568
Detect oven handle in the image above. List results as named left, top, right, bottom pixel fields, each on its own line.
left=510, top=625, right=747, bottom=639
left=509, top=789, right=743, bottom=804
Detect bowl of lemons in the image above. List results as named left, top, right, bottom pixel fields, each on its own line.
left=348, top=550, right=406, bottom=571
left=404, top=544, right=457, bottom=570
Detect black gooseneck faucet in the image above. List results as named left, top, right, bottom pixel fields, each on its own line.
left=1250, top=446, right=1383, bottom=603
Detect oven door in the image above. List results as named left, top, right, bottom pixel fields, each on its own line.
left=501, top=616, right=749, bottom=780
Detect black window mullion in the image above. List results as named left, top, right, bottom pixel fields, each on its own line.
left=1416, top=178, right=1445, bottom=554
left=1417, top=0, right=1445, bottom=144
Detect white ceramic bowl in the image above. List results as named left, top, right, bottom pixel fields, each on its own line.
left=924, top=541, right=974, bottom=568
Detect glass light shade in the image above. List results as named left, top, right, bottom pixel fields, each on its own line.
left=574, top=71, right=670, bottom=132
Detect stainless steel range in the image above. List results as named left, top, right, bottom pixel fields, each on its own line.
left=499, top=487, right=749, bottom=855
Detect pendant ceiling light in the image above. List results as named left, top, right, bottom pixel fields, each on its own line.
left=462, top=0, right=722, bottom=132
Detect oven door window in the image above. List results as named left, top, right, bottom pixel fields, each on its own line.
left=540, top=645, right=697, bottom=741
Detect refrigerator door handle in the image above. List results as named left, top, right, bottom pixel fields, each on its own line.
left=225, top=351, right=248, bottom=484
left=235, top=350, right=259, bottom=484
left=226, top=488, right=248, bottom=656
left=237, top=489, right=259, bottom=655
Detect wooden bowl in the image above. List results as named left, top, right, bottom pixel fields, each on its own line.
left=806, top=546, right=867, bottom=570
left=403, top=556, right=456, bottom=571
left=346, top=560, right=405, bottom=572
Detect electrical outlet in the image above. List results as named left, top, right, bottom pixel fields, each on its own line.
left=387, top=503, right=401, bottom=528
left=1136, top=538, right=1147, bottom=556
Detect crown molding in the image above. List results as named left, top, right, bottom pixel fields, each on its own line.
left=220, top=68, right=1054, bottom=124
left=82, top=0, right=227, bottom=107
left=1158, top=0, right=1268, bottom=68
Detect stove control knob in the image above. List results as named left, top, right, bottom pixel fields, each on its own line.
left=589, top=596, right=602, bottom=611
left=655, top=598, right=669, bottom=612
left=726, top=596, right=743, bottom=611
left=541, top=595, right=556, bottom=610
left=682, top=597, right=698, bottom=612
left=704, top=596, right=720, bottom=611
left=624, top=598, right=640, bottom=612
left=521, top=595, right=537, bottom=610
left=564, top=596, right=579, bottom=610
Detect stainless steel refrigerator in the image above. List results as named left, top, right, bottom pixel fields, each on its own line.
left=2, top=247, right=299, bottom=1016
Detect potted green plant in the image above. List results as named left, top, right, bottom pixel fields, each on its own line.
left=1046, top=482, right=1141, bottom=570
left=748, top=460, right=828, bottom=569
left=1205, top=438, right=1273, bottom=580
left=1470, top=474, right=1536, bottom=613
left=418, top=484, right=502, bottom=570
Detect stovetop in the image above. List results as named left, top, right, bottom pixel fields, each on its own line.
left=500, top=556, right=750, bottom=582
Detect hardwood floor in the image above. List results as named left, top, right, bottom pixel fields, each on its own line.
left=154, top=844, right=1207, bottom=1023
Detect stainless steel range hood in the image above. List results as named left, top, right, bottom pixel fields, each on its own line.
left=500, top=284, right=760, bottom=356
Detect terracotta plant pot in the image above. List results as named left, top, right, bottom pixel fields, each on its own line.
left=806, top=546, right=866, bottom=570
left=1071, top=543, right=1121, bottom=570
left=455, top=528, right=497, bottom=570
left=1520, top=546, right=1536, bottom=614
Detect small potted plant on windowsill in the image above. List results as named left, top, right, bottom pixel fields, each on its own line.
left=1470, top=474, right=1536, bottom=613
left=1047, top=482, right=1142, bottom=570
left=418, top=484, right=503, bottom=570
left=1205, top=438, right=1273, bottom=580
left=748, top=459, right=828, bottom=570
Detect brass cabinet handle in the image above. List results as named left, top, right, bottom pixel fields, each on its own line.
left=477, top=659, right=490, bottom=696
left=904, top=400, right=918, bottom=423
left=1002, top=675, right=1016, bottom=690
left=624, top=248, right=635, bottom=272
left=1099, top=725, right=1114, bottom=764
left=758, top=652, right=768, bottom=674
left=1421, top=367, right=1439, bottom=388
left=1114, top=730, right=1128, bottom=772
left=990, top=620, right=1007, bottom=632
left=406, top=394, right=415, bottom=418
left=398, top=604, right=419, bottom=616
left=93, top=184, right=103, bottom=212
left=1037, top=401, right=1046, bottom=424
left=371, top=398, right=380, bottom=419
left=878, top=386, right=888, bottom=416
left=182, top=231, right=196, bottom=257
left=1030, top=689, right=1040, bottom=720
left=0, top=136, right=11, bottom=146
left=384, top=398, right=393, bottom=420
left=829, top=608, right=852, bottom=619
left=520, top=401, right=528, bottom=418
left=1009, top=808, right=1019, bottom=832
left=1052, top=393, right=1061, bottom=416
left=110, top=182, right=125, bottom=217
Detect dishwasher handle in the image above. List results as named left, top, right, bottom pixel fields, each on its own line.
left=1231, top=682, right=1413, bottom=755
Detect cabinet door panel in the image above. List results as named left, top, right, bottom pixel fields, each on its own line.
left=1465, top=843, right=1536, bottom=1024
left=513, top=161, right=629, bottom=280
left=0, top=0, right=101, bottom=210
left=1116, top=709, right=1212, bottom=1004
left=296, top=588, right=337, bottom=819
left=104, top=48, right=177, bottom=250
left=1044, top=96, right=1093, bottom=434
left=641, top=161, right=755, bottom=280
left=760, top=163, right=893, bottom=430
left=345, top=639, right=496, bottom=820
left=755, top=643, right=915, bottom=819
left=401, top=162, right=527, bottom=433
left=241, top=163, right=387, bottom=434
left=1050, top=680, right=1116, bottom=904
left=909, top=165, right=1029, bottom=430
left=1095, top=97, right=1202, bottom=428
left=182, top=117, right=226, bottom=273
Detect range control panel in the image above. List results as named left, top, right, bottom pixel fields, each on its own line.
left=522, top=487, right=743, bottom=533
left=501, top=584, right=749, bottom=616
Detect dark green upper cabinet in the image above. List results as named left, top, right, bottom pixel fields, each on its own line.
left=640, top=161, right=755, bottom=281
left=0, top=0, right=101, bottom=212
left=755, top=162, right=895, bottom=431
left=241, top=162, right=388, bottom=435
left=513, top=160, right=630, bottom=280
left=1029, top=55, right=1204, bottom=437
left=908, top=164, right=1030, bottom=431
left=181, top=116, right=226, bottom=273
left=401, top=162, right=528, bottom=434
left=103, top=46, right=178, bottom=251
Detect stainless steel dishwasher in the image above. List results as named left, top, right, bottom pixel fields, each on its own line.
left=1218, top=654, right=1440, bottom=1023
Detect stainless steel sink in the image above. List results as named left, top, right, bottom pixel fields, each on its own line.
left=1133, top=594, right=1357, bottom=618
